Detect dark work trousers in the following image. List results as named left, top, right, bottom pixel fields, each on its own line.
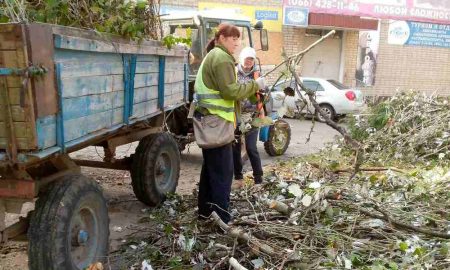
left=198, top=143, right=233, bottom=223
left=232, top=129, right=263, bottom=184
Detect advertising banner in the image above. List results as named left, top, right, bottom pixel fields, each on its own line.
left=283, top=7, right=309, bottom=27
left=255, top=10, right=279, bottom=21
left=355, top=27, right=381, bottom=87
left=160, top=5, right=197, bottom=17
left=199, top=2, right=283, bottom=32
left=283, top=0, right=450, bottom=25
left=388, top=20, right=450, bottom=48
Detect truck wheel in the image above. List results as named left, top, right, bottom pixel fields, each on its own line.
left=28, top=174, right=109, bottom=270
left=131, top=133, right=180, bottom=206
left=264, top=119, right=291, bottom=156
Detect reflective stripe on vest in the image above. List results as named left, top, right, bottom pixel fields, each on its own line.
left=194, top=48, right=235, bottom=122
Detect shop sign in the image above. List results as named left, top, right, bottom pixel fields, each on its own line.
left=255, top=10, right=279, bottom=21
left=388, top=20, right=450, bottom=48
left=283, top=7, right=309, bottom=27
left=160, top=5, right=197, bottom=17
left=199, top=2, right=283, bottom=32
left=283, top=0, right=450, bottom=25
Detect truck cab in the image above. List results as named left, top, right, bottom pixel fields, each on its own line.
left=162, top=11, right=269, bottom=81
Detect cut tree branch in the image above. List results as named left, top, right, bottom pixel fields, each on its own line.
left=344, top=204, right=450, bottom=239
left=229, top=257, right=248, bottom=270
left=210, top=212, right=278, bottom=257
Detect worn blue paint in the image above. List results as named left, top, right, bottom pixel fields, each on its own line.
left=128, top=55, right=137, bottom=116
left=64, top=110, right=114, bottom=142
left=64, top=123, right=123, bottom=150
left=122, top=55, right=131, bottom=124
left=129, top=110, right=162, bottom=126
left=135, top=62, right=159, bottom=74
left=54, top=49, right=122, bottom=64
left=112, top=107, right=124, bottom=125
left=136, top=55, right=159, bottom=62
left=133, top=86, right=158, bottom=104
left=61, top=91, right=122, bottom=120
left=55, top=63, right=66, bottom=151
left=36, top=115, right=57, bottom=149
left=0, top=68, right=14, bottom=75
left=60, top=75, right=115, bottom=98
left=6, top=45, right=187, bottom=163
left=131, top=99, right=159, bottom=119
left=58, top=61, right=123, bottom=79
left=54, top=34, right=108, bottom=52
left=158, top=56, right=165, bottom=109
left=133, top=73, right=159, bottom=88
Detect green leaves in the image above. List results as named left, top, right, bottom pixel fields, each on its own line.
left=136, top=0, right=147, bottom=9
left=399, top=241, right=409, bottom=252
left=3, top=0, right=162, bottom=41
left=162, top=34, right=192, bottom=49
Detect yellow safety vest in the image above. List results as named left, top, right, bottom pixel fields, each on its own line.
left=194, top=49, right=235, bottom=123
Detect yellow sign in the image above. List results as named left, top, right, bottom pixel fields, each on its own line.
left=198, top=2, right=282, bottom=32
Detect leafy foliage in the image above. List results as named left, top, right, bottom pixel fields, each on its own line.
left=345, top=91, right=450, bottom=166
left=162, top=28, right=192, bottom=49
left=1, top=0, right=163, bottom=40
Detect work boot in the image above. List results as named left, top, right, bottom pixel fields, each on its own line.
left=254, top=175, right=263, bottom=185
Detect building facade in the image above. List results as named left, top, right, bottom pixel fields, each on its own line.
left=161, top=0, right=450, bottom=96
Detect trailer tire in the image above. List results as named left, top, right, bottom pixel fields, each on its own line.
left=131, top=133, right=180, bottom=206
left=28, top=174, right=109, bottom=270
left=264, top=119, right=291, bottom=156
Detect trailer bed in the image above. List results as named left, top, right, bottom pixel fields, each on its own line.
left=0, top=23, right=188, bottom=166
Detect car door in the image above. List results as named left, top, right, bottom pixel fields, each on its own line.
left=270, top=81, right=287, bottom=111
left=301, top=80, right=326, bottom=112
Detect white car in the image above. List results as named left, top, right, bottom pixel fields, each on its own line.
left=270, top=77, right=365, bottom=121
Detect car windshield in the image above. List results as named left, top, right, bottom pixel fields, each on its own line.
left=327, top=79, right=349, bottom=90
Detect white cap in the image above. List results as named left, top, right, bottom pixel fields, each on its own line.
left=239, top=47, right=256, bottom=66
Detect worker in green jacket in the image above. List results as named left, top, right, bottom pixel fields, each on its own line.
left=195, top=23, right=265, bottom=223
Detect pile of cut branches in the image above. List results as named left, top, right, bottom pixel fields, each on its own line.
left=344, top=91, right=450, bottom=166
left=111, top=156, right=450, bottom=269
left=109, top=90, right=450, bottom=269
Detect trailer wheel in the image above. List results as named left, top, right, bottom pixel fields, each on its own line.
left=264, top=119, right=291, bottom=156
left=131, top=133, right=180, bottom=206
left=28, top=174, right=109, bottom=270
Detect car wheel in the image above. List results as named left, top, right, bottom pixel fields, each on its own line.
left=316, top=104, right=335, bottom=122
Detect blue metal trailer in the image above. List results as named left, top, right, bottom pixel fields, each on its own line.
left=0, top=23, right=188, bottom=269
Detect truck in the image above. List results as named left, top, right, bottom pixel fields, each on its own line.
left=0, top=12, right=289, bottom=270
left=0, top=22, right=188, bottom=269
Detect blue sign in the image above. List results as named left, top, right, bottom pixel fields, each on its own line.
left=388, top=21, right=450, bottom=48
left=255, top=10, right=279, bottom=21
left=160, top=5, right=197, bottom=17
left=283, top=7, right=308, bottom=27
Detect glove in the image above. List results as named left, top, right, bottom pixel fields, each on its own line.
left=255, top=77, right=265, bottom=90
